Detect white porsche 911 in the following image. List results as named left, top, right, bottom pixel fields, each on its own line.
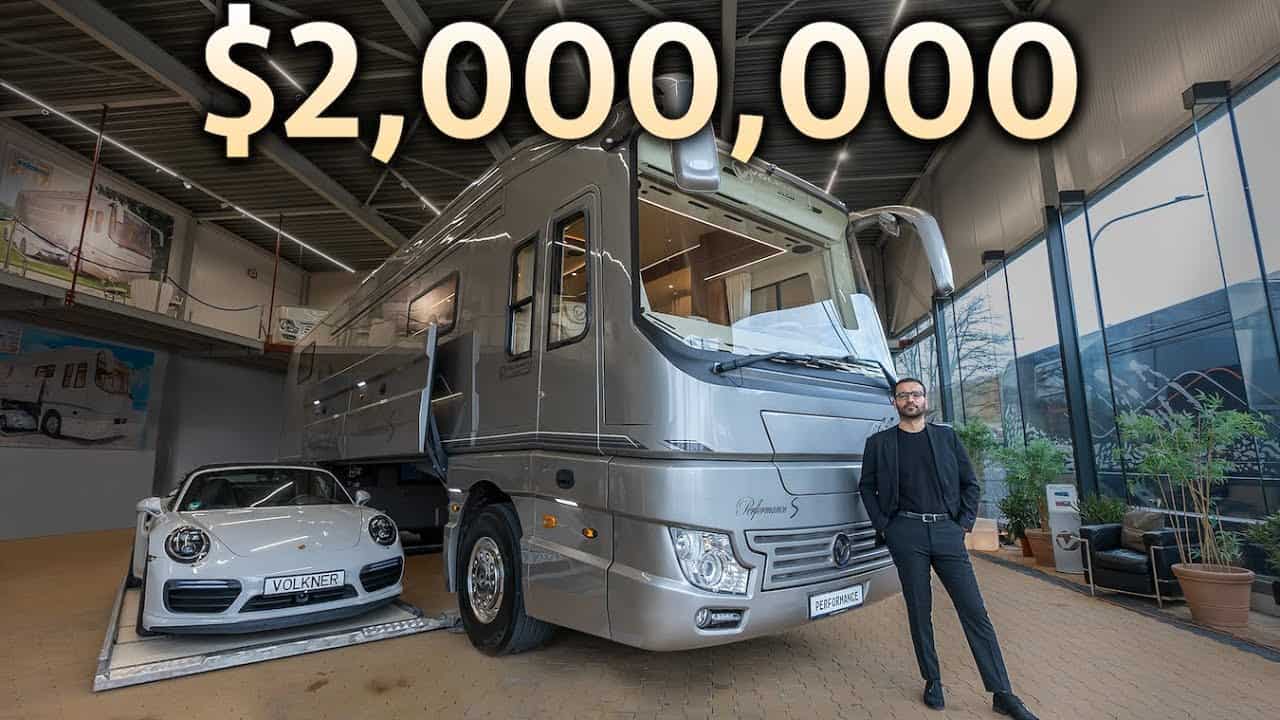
left=130, top=464, right=405, bottom=635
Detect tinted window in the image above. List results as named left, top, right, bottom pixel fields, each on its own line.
left=407, top=274, right=458, bottom=337
left=179, top=468, right=351, bottom=511
left=548, top=213, right=588, bottom=347
left=508, top=237, right=537, bottom=356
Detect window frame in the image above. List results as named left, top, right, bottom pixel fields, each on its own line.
left=73, top=362, right=87, bottom=389
left=61, top=363, right=74, bottom=388
left=506, top=234, right=539, bottom=359
left=750, top=272, right=814, bottom=316
left=34, top=364, right=54, bottom=379
left=297, top=342, right=315, bottom=385
left=546, top=210, right=591, bottom=351
left=405, top=271, right=460, bottom=339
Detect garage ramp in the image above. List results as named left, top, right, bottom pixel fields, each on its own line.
left=94, top=576, right=457, bottom=691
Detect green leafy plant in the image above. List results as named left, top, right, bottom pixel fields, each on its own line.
left=1074, top=494, right=1129, bottom=525
left=1117, top=393, right=1269, bottom=569
left=997, top=485, right=1041, bottom=541
left=998, top=438, right=1069, bottom=529
left=1245, top=513, right=1280, bottom=576
left=956, top=420, right=999, bottom=497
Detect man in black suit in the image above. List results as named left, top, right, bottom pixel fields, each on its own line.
left=859, top=377, right=1037, bottom=719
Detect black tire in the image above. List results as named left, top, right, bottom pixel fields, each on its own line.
left=126, top=546, right=143, bottom=589
left=134, top=565, right=156, bottom=637
left=40, top=410, right=61, bottom=438
left=456, top=503, right=554, bottom=655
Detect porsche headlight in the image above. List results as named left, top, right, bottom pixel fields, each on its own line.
left=669, top=527, right=749, bottom=595
left=165, top=527, right=210, bottom=563
left=369, top=514, right=397, bottom=546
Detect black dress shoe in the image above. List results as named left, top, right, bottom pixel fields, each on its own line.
left=922, top=679, right=945, bottom=710
left=993, top=692, right=1038, bottom=719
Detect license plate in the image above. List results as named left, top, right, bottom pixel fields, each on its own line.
left=809, top=583, right=866, bottom=619
left=264, top=570, right=345, bottom=596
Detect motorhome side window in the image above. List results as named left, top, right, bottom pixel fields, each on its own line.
left=298, top=342, right=315, bottom=385
left=547, top=213, right=588, bottom=348
left=35, top=364, right=54, bottom=379
left=406, top=273, right=458, bottom=337
left=750, top=274, right=814, bottom=316
left=508, top=236, right=537, bottom=357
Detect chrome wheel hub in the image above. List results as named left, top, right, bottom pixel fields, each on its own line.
left=467, top=537, right=505, bottom=624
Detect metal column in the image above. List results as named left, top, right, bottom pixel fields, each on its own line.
left=1043, top=204, right=1099, bottom=498
left=931, top=296, right=955, bottom=423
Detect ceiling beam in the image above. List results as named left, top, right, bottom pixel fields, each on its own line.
left=36, top=0, right=408, bottom=249
left=719, top=0, right=738, bottom=139
left=0, top=93, right=186, bottom=118
left=380, top=0, right=511, bottom=160
left=198, top=203, right=424, bottom=222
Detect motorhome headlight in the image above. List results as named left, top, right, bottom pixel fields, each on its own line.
left=369, top=515, right=398, bottom=546
left=165, top=527, right=210, bottom=563
left=669, top=527, right=749, bottom=595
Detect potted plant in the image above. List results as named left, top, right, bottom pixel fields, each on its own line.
left=956, top=420, right=1000, bottom=495
left=999, top=438, right=1069, bottom=568
left=1244, top=512, right=1280, bottom=605
left=1075, top=494, right=1128, bottom=525
left=997, top=484, right=1039, bottom=557
left=1118, top=393, right=1268, bottom=630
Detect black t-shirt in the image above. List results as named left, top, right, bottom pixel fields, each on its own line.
left=897, top=427, right=947, bottom=514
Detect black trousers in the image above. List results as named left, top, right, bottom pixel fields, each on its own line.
left=883, top=514, right=1011, bottom=693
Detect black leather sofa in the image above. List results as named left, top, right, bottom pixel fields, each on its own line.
left=1077, top=524, right=1192, bottom=605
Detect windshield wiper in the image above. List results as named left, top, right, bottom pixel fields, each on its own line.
left=712, top=352, right=892, bottom=384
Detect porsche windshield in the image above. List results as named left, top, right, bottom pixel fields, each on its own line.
left=636, top=183, right=892, bottom=371
left=178, top=468, right=351, bottom=511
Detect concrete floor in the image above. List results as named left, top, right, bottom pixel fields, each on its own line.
left=3, top=529, right=1278, bottom=720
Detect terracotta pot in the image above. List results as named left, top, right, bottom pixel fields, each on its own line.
left=1172, top=563, right=1256, bottom=631
left=1024, top=528, right=1056, bottom=568
left=1018, top=535, right=1034, bottom=557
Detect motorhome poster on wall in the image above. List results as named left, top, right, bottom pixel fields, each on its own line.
left=0, top=320, right=154, bottom=449
left=0, top=142, right=174, bottom=296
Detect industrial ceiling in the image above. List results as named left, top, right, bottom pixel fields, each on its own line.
left=0, top=0, right=1040, bottom=273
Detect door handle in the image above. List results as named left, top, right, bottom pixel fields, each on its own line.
left=555, top=469, right=575, bottom=489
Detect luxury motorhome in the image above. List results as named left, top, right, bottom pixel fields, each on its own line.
left=282, top=88, right=955, bottom=654
left=0, top=347, right=134, bottom=438
left=10, top=189, right=158, bottom=283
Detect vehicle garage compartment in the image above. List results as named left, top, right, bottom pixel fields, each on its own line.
left=94, top=576, right=455, bottom=691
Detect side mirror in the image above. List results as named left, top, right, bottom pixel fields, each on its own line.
left=355, top=490, right=371, bottom=506
left=654, top=73, right=721, bottom=193
left=136, top=496, right=165, bottom=517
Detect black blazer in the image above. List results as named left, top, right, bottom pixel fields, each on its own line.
left=858, top=422, right=980, bottom=532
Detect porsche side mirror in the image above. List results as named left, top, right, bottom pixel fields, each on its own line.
left=136, top=496, right=165, bottom=517
left=355, top=490, right=371, bottom=506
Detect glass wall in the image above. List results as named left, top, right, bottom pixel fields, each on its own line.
left=892, top=63, right=1280, bottom=572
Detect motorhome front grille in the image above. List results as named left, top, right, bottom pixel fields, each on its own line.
left=359, top=558, right=404, bottom=593
left=163, top=580, right=242, bottom=613
left=239, top=584, right=357, bottom=613
left=746, top=522, right=893, bottom=591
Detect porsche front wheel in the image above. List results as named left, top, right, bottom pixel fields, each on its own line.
left=456, top=503, right=553, bottom=655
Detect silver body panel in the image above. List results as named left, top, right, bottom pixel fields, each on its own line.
left=283, top=134, right=904, bottom=650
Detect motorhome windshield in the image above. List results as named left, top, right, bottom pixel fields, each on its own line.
left=636, top=184, right=892, bottom=373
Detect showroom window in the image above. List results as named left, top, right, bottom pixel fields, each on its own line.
left=508, top=235, right=537, bottom=358
left=548, top=212, right=589, bottom=349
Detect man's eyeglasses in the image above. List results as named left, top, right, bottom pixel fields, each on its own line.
left=894, top=391, right=926, bottom=400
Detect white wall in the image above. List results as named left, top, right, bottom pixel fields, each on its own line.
left=884, top=0, right=1280, bottom=332
left=0, top=348, right=168, bottom=541
left=185, top=221, right=303, bottom=340
left=153, top=355, right=289, bottom=495
left=306, top=270, right=359, bottom=311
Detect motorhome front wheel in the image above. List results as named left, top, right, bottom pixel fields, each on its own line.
left=457, top=503, right=554, bottom=655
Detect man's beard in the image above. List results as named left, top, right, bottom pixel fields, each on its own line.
left=898, top=405, right=924, bottom=419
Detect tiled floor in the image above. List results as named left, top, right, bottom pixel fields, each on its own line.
left=2, top=529, right=1277, bottom=719
left=982, top=544, right=1280, bottom=652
